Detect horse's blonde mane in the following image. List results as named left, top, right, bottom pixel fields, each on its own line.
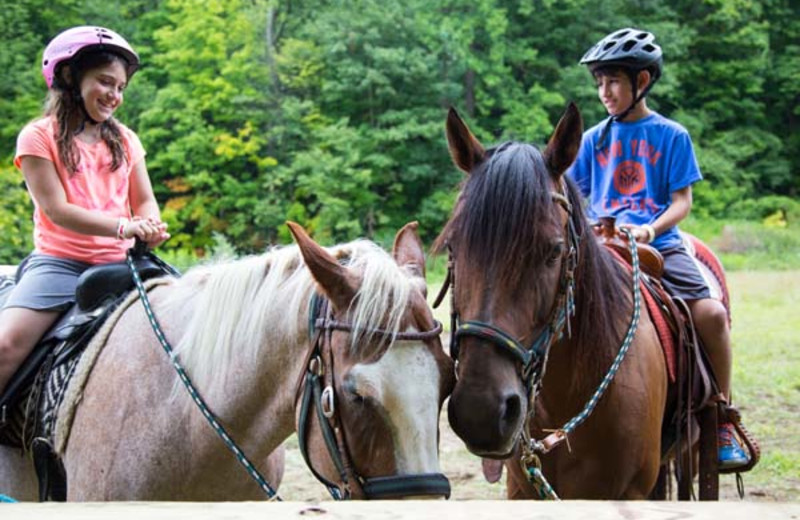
left=162, top=239, right=413, bottom=392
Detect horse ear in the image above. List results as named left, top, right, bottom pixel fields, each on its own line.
left=392, top=221, right=426, bottom=280
left=446, top=107, right=486, bottom=173
left=286, top=221, right=359, bottom=311
left=543, top=101, right=584, bottom=178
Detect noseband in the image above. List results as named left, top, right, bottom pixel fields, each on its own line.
left=434, top=185, right=579, bottom=393
left=295, top=293, right=450, bottom=500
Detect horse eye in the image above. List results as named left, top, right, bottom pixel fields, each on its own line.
left=343, top=379, right=367, bottom=404
left=546, top=241, right=564, bottom=266
left=349, top=389, right=366, bottom=404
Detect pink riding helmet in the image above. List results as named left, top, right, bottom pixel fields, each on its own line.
left=42, top=26, right=140, bottom=89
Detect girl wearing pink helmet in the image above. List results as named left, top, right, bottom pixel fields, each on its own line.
left=0, top=27, right=170, bottom=396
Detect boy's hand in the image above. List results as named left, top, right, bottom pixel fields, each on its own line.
left=620, top=224, right=655, bottom=244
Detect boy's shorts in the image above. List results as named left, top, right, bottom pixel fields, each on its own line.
left=2, top=253, right=91, bottom=312
left=659, top=244, right=711, bottom=301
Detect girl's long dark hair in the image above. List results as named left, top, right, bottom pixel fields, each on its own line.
left=45, top=49, right=131, bottom=175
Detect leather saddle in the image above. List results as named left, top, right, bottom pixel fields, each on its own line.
left=592, top=220, right=720, bottom=459
left=0, top=252, right=174, bottom=500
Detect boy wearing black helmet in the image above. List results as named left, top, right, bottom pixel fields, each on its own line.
left=568, top=28, right=749, bottom=470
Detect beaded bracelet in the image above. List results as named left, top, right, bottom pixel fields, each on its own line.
left=642, top=224, right=656, bottom=244
left=117, top=217, right=129, bottom=240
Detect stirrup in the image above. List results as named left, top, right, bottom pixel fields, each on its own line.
left=719, top=405, right=760, bottom=474
left=718, top=423, right=749, bottom=470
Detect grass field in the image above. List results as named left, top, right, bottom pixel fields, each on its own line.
left=725, top=271, right=800, bottom=500
left=279, top=270, right=800, bottom=502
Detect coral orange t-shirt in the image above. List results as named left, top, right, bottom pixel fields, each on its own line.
left=14, top=116, right=146, bottom=264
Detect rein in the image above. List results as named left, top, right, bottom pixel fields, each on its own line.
left=296, top=293, right=450, bottom=500
left=125, top=246, right=283, bottom=501
left=519, top=227, right=642, bottom=499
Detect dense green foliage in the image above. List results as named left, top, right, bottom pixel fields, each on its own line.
left=1, top=0, right=797, bottom=261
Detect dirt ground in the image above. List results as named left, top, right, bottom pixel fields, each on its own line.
left=276, top=403, right=777, bottom=503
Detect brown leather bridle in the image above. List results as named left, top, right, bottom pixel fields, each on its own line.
left=295, top=293, right=450, bottom=500
left=433, top=185, right=578, bottom=395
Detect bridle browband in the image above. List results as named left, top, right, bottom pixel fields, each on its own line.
left=295, top=293, right=450, bottom=500
left=434, top=182, right=579, bottom=394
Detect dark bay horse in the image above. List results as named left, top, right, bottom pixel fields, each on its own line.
left=435, top=103, right=669, bottom=498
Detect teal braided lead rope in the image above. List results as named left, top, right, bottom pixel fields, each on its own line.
left=126, top=252, right=282, bottom=501
left=560, top=227, right=642, bottom=435
left=526, top=466, right=560, bottom=500
left=520, top=228, right=640, bottom=499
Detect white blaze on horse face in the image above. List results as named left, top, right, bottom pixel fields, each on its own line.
left=349, top=338, right=442, bottom=474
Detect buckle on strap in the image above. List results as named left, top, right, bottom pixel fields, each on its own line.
left=321, top=386, right=335, bottom=419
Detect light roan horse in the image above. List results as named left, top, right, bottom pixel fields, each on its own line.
left=1, top=221, right=453, bottom=501
left=435, top=103, right=671, bottom=499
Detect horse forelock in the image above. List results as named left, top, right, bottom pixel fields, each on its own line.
left=442, top=142, right=562, bottom=291
left=338, top=240, right=412, bottom=358
left=163, top=239, right=413, bottom=393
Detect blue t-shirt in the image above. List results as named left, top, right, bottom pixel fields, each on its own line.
left=567, top=112, right=702, bottom=250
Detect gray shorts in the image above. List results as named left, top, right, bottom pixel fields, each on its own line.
left=659, top=245, right=711, bottom=301
left=2, top=253, right=92, bottom=312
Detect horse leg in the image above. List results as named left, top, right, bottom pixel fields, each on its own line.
left=676, top=441, right=697, bottom=500
left=0, top=446, right=37, bottom=501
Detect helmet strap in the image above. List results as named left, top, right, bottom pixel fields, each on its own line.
left=79, top=101, right=102, bottom=127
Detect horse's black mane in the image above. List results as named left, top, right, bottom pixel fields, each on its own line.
left=436, top=141, right=632, bottom=371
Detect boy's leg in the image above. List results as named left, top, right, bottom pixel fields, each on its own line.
left=687, top=297, right=731, bottom=399
left=688, top=297, right=749, bottom=470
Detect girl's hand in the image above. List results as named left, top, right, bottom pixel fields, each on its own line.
left=123, top=217, right=170, bottom=248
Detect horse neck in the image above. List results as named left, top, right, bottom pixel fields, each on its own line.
left=164, top=310, right=309, bottom=463
left=535, top=241, right=633, bottom=417
left=206, top=333, right=309, bottom=454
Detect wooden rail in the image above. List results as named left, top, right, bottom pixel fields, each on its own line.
left=1, top=500, right=798, bottom=519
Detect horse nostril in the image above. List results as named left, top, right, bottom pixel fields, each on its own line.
left=502, top=394, right=521, bottom=427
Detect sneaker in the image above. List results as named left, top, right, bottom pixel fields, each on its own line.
left=718, top=422, right=750, bottom=470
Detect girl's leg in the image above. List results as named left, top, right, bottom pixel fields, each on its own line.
left=0, top=307, right=61, bottom=395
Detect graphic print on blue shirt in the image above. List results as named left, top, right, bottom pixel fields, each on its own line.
left=567, top=113, right=702, bottom=250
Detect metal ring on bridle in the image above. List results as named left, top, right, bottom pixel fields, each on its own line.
left=321, top=386, right=335, bottom=418
left=297, top=293, right=451, bottom=500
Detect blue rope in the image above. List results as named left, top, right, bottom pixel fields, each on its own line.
left=126, top=252, right=282, bottom=501
left=561, top=227, right=642, bottom=435
left=526, top=466, right=559, bottom=500
left=0, top=494, right=17, bottom=503
left=521, top=228, right=643, bottom=500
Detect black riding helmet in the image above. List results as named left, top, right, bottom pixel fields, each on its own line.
left=580, top=28, right=663, bottom=80
left=580, top=28, right=663, bottom=149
